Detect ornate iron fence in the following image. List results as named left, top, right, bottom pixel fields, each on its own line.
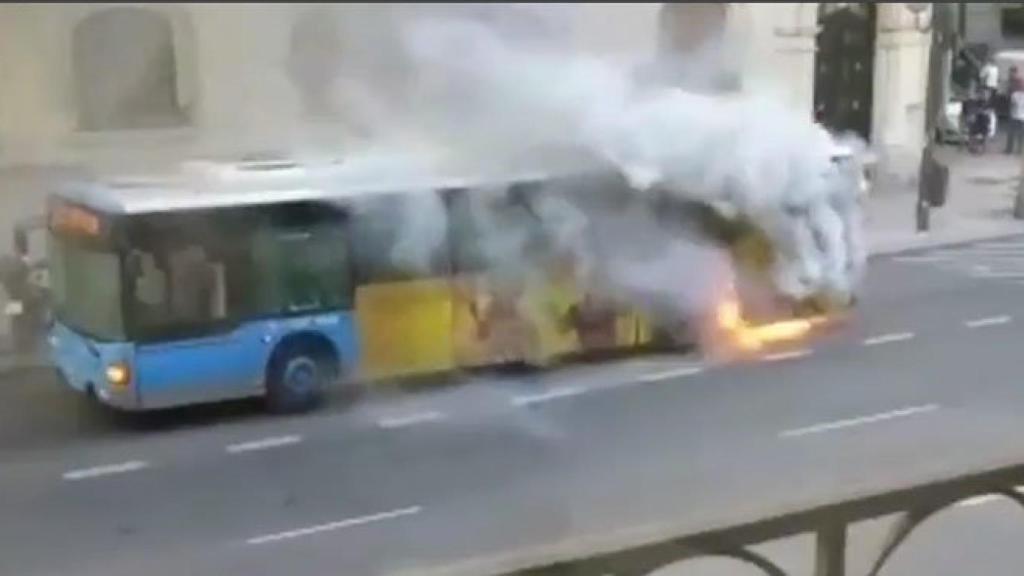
left=419, top=461, right=1024, bottom=576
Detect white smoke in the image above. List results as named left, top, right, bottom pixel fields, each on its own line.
left=320, top=5, right=867, bottom=318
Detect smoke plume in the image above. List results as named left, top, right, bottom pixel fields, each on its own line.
left=317, top=5, right=867, bottom=322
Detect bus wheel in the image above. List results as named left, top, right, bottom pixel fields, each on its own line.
left=266, top=341, right=335, bottom=414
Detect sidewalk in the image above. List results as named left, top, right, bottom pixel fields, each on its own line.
left=865, top=148, right=1024, bottom=255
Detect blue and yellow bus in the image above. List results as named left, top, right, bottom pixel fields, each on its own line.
left=45, top=155, right=859, bottom=413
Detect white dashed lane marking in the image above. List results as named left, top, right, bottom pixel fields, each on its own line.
left=762, top=350, right=811, bottom=363
left=511, top=386, right=586, bottom=407
left=377, top=411, right=447, bottom=429
left=226, top=435, right=303, bottom=454
left=245, top=506, right=422, bottom=546
left=634, top=366, right=704, bottom=384
left=893, top=240, right=1024, bottom=280
left=892, top=255, right=949, bottom=263
left=63, top=460, right=150, bottom=481
left=965, top=315, right=1012, bottom=329
left=779, top=404, right=939, bottom=439
left=862, top=332, right=915, bottom=346
left=970, top=271, right=1024, bottom=279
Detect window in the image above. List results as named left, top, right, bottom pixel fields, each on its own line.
left=127, top=243, right=228, bottom=338
left=122, top=203, right=352, bottom=339
left=49, top=233, right=124, bottom=340
left=123, top=210, right=244, bottom=340
left=73, top=7, right=188, bottom=131
left=658, top=3, right=727, bottom=55
left=656, top=3, right=739, bottom=92
left=251, top=224, right=352, bottom=315
left=447, top=184, right=550, bottom=275
left=350, top=194, right=450, bottom=283
left=1003, top=5, right=1024, bottom=38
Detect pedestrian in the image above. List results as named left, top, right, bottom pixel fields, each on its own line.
left=981, top=58, right=1000, bottom=104
left=1006, top=83, right=1024, bottom=155
left=1010, top=65, right=1023, bottom=94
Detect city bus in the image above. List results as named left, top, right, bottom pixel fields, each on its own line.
left=45, top=153, right=861, bottom=413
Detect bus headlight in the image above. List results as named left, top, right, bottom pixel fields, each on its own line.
left=105, top=362, right=131, bottom=388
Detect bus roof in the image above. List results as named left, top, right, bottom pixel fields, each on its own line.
left=52, top=154, right=604, bottom=216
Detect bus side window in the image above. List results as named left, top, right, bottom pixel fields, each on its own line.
left=133, top=251, right=167, bottom=307
left=168, top=245, right=225, bottom=323
left=446, top=188, right=487, bottom=275
left=208, top=261, right=227, bottom=319
left=351, top=194, right=449, bottom=284
left=250, top=219, right=352, bottom=315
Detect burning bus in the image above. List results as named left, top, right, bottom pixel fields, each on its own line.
left=42, top=148, right=865, bottom=413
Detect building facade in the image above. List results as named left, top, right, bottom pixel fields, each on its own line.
left=658, top=3, right=931, bottom=189
left=0, top=3, right=930, bottom=185
left=964, top=3, right=1024, bottom=55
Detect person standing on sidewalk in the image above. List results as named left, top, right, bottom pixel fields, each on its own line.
left=1006, top=84, right=1024, bottom=155
left=981, top=59, right=1000, bottom=104
left=1010, top=66, right=1024, bottom=93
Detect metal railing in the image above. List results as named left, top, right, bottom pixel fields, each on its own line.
left=440, top=461, right=1024, bottom=576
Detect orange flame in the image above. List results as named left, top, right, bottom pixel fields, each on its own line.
left=714, top=297, right=826, bottom=353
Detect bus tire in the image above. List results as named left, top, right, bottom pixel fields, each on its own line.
left=265, top=338, right=337, bottom=414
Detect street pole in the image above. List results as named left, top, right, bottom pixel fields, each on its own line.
left=918, top=3, right=953, bottom=232
left=957, top=3, right=966, bottom=39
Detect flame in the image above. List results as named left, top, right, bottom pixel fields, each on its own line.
left=714, top=297, right=826, bottom=353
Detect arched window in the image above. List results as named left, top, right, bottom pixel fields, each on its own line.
left=73, top=7, right=188, bottom=131
left=288, top=8, right=344, bottom=118
left=658, top=3, right=728, bottom=55
left=657, top=3, right=738, bottom=92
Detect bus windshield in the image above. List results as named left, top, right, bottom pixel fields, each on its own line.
left=48, top=232, right=125, bottom=341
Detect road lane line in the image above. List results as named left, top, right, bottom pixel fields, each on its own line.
left=762, top=350, right=811, bottom=363
left=975, top=241, right=1024, bottom=248
left=377, top=411, right=446, bottom=429
left=62, top=460, right=150, bottom=481
left=965, top=315, right=1012, bottom=329
left=862, top=332, right=915, bottom=346
left=511, top=386, right=586, bottom=407
left=892, top=255, right=948, bottom=263
left=970, top=271, right=1024, bottom=279
left=226, top=435, right=303, bottom=454
left=779, top=404, right=939, bottom=439
left=634, top=366, right=704, bottom=384
left=245, top=506, right=422, bottom=546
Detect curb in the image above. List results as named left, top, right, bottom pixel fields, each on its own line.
left=868, top=229, right=1024, bottom=258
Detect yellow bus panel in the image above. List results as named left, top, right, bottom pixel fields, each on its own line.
left=451, top=274, right=538, bottom=368
left=355, top=278, right=455, bottom=380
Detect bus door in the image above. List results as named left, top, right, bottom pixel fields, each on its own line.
left=350, top=194, right=455, bottom=381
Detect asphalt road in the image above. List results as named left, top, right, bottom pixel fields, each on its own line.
left=5, top=237, right=1024, bottom=576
